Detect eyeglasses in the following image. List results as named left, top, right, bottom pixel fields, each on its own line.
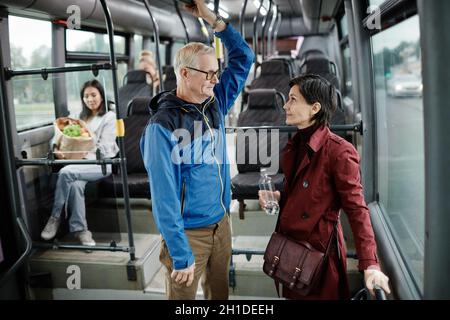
left=186, top=66, right=221, bottom=80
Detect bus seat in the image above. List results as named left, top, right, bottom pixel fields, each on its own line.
left=98, top=97, right=152, bottom=198
left=231, top=89, right=289, bottom=219
left=268, top=56, right=298, bottom=78
left=163, top=65, right=177, bottom=91
left=299, top=52, right=347, bottom=137
left=117, top=70, right=153, bottom=118
left=250, top=60, right=292, bottom=99
left=299, top=52, right=341, bottom=90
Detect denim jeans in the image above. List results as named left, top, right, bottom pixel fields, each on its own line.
left=51, top=164, right=111, bottom=232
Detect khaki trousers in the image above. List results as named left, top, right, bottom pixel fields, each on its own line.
left=159, top=214, right=232, bottom=300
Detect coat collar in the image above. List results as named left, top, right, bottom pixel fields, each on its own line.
left=308, top=125, right=330, bottom=153
left=284, top=125, right=331, bottom=188
left=287, top=124, right=330, bottom=153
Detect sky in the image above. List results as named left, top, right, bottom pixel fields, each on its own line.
left=372, top=16, right=421, bottom=53
left=8, top=16, right=121, bottom=63
left=8, top=16, right=52, bottom=63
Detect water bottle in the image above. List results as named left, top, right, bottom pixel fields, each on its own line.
left=259, top=167, right=280, bottom=215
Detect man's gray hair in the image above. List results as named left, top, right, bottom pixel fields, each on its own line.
left=174, top=42, right=215, bottom=85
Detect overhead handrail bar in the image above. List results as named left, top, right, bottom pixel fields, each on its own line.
left=4, top=63, right=112, bottom=80
left=143, top=0, right=164, bottom=92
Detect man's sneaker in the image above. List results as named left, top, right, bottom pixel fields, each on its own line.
left=75, top=230, right=96, bottom=246
left=41, top=216, right=61, bottom=240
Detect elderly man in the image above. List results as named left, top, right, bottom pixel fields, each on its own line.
left=140, top=0, right=254, bottom=300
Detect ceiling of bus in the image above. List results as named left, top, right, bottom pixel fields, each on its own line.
left=0, top=0, right=341, bottom=38
left=156, top=0, right=304, bottom=19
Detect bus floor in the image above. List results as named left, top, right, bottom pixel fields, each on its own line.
left=27, top=198, right=362, bottom=300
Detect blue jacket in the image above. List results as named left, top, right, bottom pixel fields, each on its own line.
left=140, top=25, right=254, bottom=270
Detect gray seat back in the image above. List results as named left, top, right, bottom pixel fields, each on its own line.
left=118, top=70, right=152, bottom=118
left=237, top=89, right=289, bottom=174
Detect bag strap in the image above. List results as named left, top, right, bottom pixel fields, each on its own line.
left=268, top=233, right=287, bottom=277
left=289, top=247, right=309, bottom=290
left=272, top=235, right=287, bottom=299
left=323, top=213, right=340, bottom=259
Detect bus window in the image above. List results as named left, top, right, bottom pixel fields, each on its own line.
left=339, top=15, right=348, bottom=38
left=133, top=34, right=144, bottom=69
left=171, top=41, right=186, bottom=64
left=342, top=47, right=353, bottom=99
left=144, top=41, right=166, bottom=67
left=9, top=16, right=54, bottom=131
left=65, top=29, right=128, bottom=115
left=66, top=29, right=126, bottom=55
left=65, top=64, right=128, bottom=116
left=339, top=14, right=352, bottom=99
left=371, top=15, right=424, bottom=292
left=369, top=0, right=386, bottom=6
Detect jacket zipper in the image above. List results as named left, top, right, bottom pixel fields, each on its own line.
left=180, top=179, right=186, bottom=216
left=193, top=98, right=227, bottom=215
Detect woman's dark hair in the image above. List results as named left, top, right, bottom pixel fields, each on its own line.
left=79, top=79, right=108, bottom=121
left=288, top=74, right=337, bottom=126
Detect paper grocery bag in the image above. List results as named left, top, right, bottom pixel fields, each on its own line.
left=53, top=117, right=95, bottom=159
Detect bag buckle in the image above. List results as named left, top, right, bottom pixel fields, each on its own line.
left=268, top=256, right=280, bottom=276
left=289, top=267, right=302, bottom=289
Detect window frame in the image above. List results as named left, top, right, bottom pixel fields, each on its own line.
left=7, top=15, right=56, bottom=132
left=367, top=3, right=424, bottom=296
left=65, top=26, right=130, bottom=63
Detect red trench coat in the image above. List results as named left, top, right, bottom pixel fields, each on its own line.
left=278, top=125, right=379, bottom=300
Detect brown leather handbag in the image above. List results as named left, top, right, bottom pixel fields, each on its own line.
left=263, top=220, right=338, bottom=296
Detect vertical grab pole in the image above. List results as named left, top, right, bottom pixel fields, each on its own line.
left=273, top=12, right=282, bottom=55
left=213, top=0, right=222, bottom=73
left=174, top=0, right=190, bottom=44
left=143, top=0, right=165, bottom=92
left=261, top=0, right=273, bottom=61
left=239, top=0, right=249, bottom=38
left=253, top=1, right=263, bottom=79
left=267, top=5, right=277, bottom=57
left=239, top=0, right=249, bottom=113
left=98, top=0, right=136, bottom=263
left=0, top=30, right=33, bottom=288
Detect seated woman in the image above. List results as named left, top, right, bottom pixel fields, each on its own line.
left=259, top=74, right=390, bottom=299
left=41, top=79, right=119, bottom=246
left=138, top=50, right=160, bottom=92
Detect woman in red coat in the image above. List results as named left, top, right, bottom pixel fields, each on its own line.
left=259, top=74, right=390, bottom=300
